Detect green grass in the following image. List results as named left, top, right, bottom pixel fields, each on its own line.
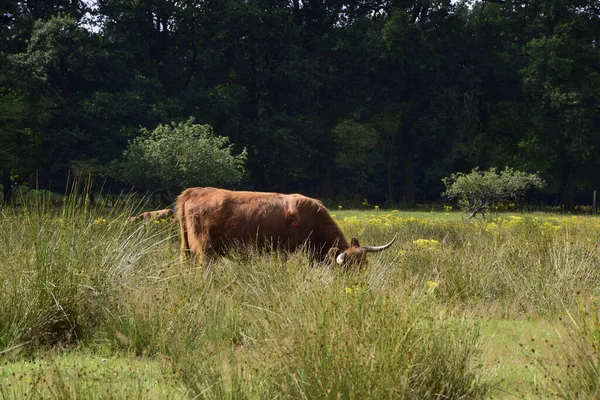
left=331, top=209, right=465, bottom=221
left=2, top=198, right=600, bottom=398
left=0, top=351, right=185, bottom=399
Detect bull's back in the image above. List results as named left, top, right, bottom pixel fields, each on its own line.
left=177, top=188, right=321, bottom=249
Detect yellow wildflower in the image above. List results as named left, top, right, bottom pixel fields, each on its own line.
left=485, top=222, right=499, bottom=233
left=427, top=280, right=440, bottom=288
left=412, top=239, right=440, bottom=249
left=345, top=286, right=362, bottom=295
left=93, top=217, right=108, bottom=225
left=543, top=222, right=562, bottom=232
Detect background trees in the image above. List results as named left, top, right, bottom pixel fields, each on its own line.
left=0, top=0, right=598, bottom=207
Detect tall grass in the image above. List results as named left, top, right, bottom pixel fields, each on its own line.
left=0, top=186, right=175, bottom=351
left=539, top=295, right=600, bottom=399
left=3, top=197, right=600, bottom=397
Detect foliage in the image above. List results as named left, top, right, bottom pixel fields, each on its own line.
left=1, top=0, right=599, bottom=205
left=442, top=167, right=545, bottom=218
left=117, top=119, right=247, bottom=198
left=0, top=82, right=31, bottom=203
left=519, top=1, right=600, bottom=207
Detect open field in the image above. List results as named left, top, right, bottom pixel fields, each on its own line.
left=2, top=201, right=600, bottom=399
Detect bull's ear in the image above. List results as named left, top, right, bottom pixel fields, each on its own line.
left=351, top=238, right=360, bottom=247
left=327, top=247, right=340, bottom=261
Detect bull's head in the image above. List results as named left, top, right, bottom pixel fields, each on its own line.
left=328, top=236, right=396, bottom=267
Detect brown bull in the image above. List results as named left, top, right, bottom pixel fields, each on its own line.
left=176, top=187, right=395, bottom=266
left=128, top=209, right=174, bottom=223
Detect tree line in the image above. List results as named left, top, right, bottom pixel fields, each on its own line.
left=1, top=0, right=599, bottom=208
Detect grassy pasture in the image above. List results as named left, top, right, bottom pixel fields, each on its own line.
left=1, top=200, right=600, bottom=399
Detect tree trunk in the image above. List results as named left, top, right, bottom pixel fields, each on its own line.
left=2, top=168, right=12, bottom=204
left=559, top=168, right=574, bottom=211
left=319, top=171, right=333, bottom=199
left=384, top=129, right=397, bottom=205
left=560, top=184, right=574, bottom=211
left=401, top=130, right=415, bottom=206
left=387, top=170, right=395, bottom=206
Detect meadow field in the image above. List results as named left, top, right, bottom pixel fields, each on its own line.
left=2, top=198, right=600, bottom=399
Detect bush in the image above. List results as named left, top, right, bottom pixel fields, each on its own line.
left=442, top=167, right=545, bottom=219
left=117, top=118, right=247, bottom=199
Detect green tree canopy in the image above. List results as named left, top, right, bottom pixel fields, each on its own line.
left=117, top=119, right=247, bottom=200
left=443, top=167, right=545, bottom=219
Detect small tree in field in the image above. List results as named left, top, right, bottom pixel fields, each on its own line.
left=442, top=167, right=545, bottom=219
left=118, top=119, right=247, bottom=200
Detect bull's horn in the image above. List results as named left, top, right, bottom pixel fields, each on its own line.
left=361, top=236, right=397, bottom=252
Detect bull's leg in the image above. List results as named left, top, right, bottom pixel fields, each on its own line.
left=190, top=234, right=220, bottom=269
left=179, top=240, right=198, bottom=267
left=179, top=216, right=190, bottom=264
left=193, top=246, right=217, bottom=268
left=179, top=220, right=208, bottom=266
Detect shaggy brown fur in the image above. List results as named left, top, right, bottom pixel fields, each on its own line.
left=176, top=187, right=390, bottom=266
left=129, top=209, right=174, bottom=223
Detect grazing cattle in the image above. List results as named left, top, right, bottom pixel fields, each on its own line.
left=176, top=187, right=395, bottom=266
left=129, top=209, right=174, bottom=223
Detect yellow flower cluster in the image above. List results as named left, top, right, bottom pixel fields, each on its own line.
left=340, top=214, right=424, bottom=228
left=542, top=222, right=562, bottom=232
left=478, top=214, right=600, bottom=240
left=338, top=213, right=459, bottom=239
left=336, top=212, right=600, bottom=245
left=345, top=286, right=362, bottom=295
left=412, top=239, right=440, bottom=250
left=93, top=217, right=108, bottom=225
left=485, top=222, right=500, bottom=235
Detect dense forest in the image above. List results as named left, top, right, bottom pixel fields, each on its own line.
left=1, top=0, right=599, bottom=208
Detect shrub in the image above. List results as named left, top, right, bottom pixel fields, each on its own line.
left=442, top=167, right=544, bottom=219
left=117, top=118, right=247, bottom=199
